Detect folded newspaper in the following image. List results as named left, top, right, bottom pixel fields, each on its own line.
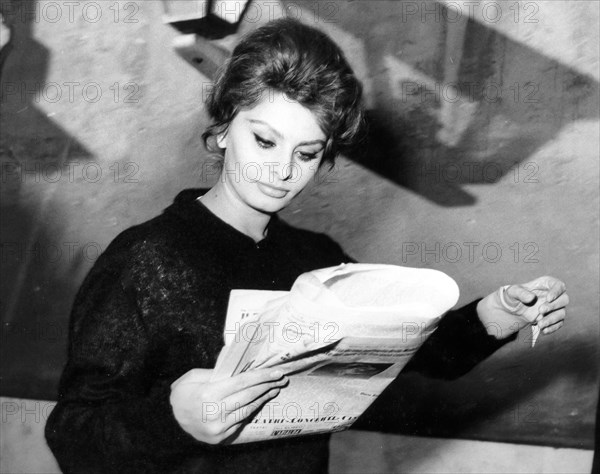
left=211, top=263, right=459, bottom=443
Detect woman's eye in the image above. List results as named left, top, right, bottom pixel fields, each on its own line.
left=297, top=152, right=318, bottom=162
left=254, top=134, right=275, bottom=149
left=297, top=149, right=322, bottom=162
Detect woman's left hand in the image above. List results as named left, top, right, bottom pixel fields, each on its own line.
left=477, top=275, right=569, bottom=339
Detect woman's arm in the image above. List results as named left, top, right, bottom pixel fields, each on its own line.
left=401, top=299, right=514, bottom=380
left=335, top=252, right=513, bottom=379
left=45, top=262, right=201, bottom=473
left=402, top=275, right=568, bottom=379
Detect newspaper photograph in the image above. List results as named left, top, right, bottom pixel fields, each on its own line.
left=211, top=263, right=460, bottom=443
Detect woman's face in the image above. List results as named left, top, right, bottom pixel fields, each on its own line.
left=217, top=89, right=326, bottom=214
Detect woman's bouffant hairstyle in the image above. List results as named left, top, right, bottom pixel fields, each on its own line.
left=202, top=17, right=366, bottom=165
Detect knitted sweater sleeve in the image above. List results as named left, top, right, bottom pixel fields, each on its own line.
left=45, top=240, right=207, bottom=473
left=401, top=299, right=517, bottom=379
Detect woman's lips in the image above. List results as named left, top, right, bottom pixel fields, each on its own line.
left=257, top=182, right=290, bottom=199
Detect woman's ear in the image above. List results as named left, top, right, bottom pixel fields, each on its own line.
left=216, top=131, right=227, bottom=149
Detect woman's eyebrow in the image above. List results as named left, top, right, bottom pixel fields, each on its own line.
left=248, top=119, right=325, bottom=147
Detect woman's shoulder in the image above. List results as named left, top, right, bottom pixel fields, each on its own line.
left=77, top=214, right=180, bottom=294
left=103, top=214, right=178, bottom=261
left=100, top=189, right=209, bottom=263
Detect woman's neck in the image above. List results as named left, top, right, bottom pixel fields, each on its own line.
left=199, top=182, right=271, bottom=243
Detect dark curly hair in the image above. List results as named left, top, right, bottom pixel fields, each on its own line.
left=202, top=17, right=366, bottom=165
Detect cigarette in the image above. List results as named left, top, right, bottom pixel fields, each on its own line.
left=531, top=323, right=541, bottom=348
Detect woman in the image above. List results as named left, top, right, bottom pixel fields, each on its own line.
left=45, top=18, right=568, bottom=473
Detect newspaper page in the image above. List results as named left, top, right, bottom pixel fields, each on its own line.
left=211, top=263, right=459, bottom=443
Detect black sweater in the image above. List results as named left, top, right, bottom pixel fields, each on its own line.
left=45, top=189, right=512, bottom=474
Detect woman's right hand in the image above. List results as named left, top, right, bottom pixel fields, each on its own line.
left=169, top=368, right=288, bottom=444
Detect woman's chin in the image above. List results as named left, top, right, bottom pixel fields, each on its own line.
left=249, top=194, right=292, bottom=214
left=250, top=201, right=288, bottom=215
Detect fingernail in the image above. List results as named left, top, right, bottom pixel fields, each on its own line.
left=538, top=320, right=547, bottom=330
left=271, top=370, right=283, bottom=379
left=534, top=314, right=543, bottom=324
left=270, top=388, right=280, bottom=397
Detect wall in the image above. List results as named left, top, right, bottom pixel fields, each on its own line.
left=1, top=0, right=598, bottom=470
left=0, top=397, right=594, bottom=473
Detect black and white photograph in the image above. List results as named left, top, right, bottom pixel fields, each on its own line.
left=0, top=1, right=598, bottom=473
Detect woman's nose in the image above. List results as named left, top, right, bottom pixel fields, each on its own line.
left=272, top=153, right=295, bottom=182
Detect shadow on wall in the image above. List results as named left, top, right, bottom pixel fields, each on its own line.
left=1, top=0, right=94, bottom=397
left=355, top=335, right=597, bottom=449
left=335, top=2, right=600, bottom=205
